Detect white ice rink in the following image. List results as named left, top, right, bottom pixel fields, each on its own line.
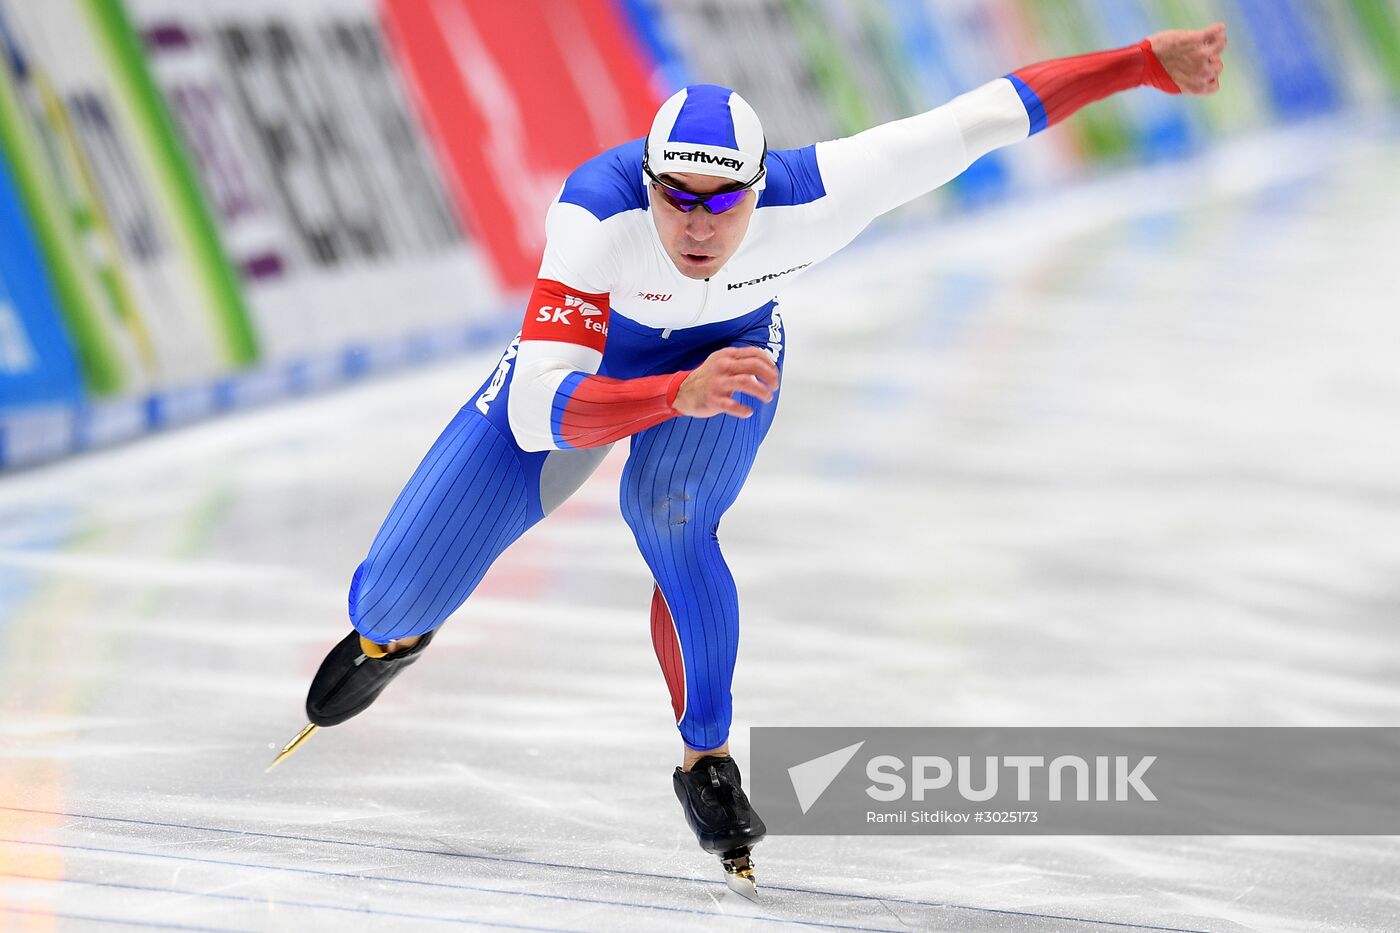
left=2, top=120, right=1399, bottom=932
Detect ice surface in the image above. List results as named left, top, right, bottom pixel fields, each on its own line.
left=2, top=120, right=1399, bottom=932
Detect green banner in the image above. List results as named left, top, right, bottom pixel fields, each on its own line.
left=0, top=5, right=140, bottom=394
left=84, top=0, right=258, bottom=367
left=1350, top=0, right=1400, bottom=96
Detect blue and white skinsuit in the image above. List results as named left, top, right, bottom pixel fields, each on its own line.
left=344, top=43, right=1180, bottom=751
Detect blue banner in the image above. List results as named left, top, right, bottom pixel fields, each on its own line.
left=890, top=0, right=1011, bottom=204
left=1234, top=0, right=1339, bottom=118
left=0, top=156, right=82, bottom=412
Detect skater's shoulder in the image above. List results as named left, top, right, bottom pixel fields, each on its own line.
left=755, top=146, right=827, bottom=210
left=561, top=139, right=649, bottom=222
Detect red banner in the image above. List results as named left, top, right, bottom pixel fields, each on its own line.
left=381, top=0, right=662, bottom=291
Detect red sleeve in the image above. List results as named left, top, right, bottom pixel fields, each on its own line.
left=1008, top=39, right=1180, bottom=134
left=552, top=369, right=691, bottom=449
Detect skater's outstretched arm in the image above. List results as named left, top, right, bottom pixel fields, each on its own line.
left=815, top=24, right=1226, bottom=226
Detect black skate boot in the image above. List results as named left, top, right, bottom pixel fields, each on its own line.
left=674, top=755, right=767, bottom=900
left=305, top=629, right=436, bottom=727
left=266, top=630, right=439, bottom=772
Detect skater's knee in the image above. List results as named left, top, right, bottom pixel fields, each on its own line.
left=622, top=487, right=700, bottom=538
left=348, top=560, right=440, bottom=640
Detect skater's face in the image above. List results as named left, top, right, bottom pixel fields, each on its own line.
left=649, top=172, right=756, bottom=280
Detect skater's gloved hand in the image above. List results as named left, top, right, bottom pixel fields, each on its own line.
left=1149, top=23, right=1227, bottom=95
left=673, top=347, right=780, bottom=419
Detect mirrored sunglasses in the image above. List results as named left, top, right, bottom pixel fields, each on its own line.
left=650, top=181, right=753, bottom=215
left=642, top=150, right=765, bottom=215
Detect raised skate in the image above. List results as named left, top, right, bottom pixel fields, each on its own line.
left=266, top=629, right=435, bottom=771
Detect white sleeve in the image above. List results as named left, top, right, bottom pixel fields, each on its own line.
left=816, top=78, right=1031, bottom=224
left=507, top=200, right=619, bottom=452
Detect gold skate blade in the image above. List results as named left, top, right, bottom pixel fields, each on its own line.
left=265, top=723, right=319, bottom=772
left=722, top=852, right=759, bottom=901
left=723, top=865, right=759, bottom=901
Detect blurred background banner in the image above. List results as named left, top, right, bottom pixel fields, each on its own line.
left=380, top=0, right=662, bottom=290
left=0, top=156, right=84, bottom=468
left=0, top=0, right=1397, bottom=470
left=129, top=0, right=500, bottom=389
left=2, top=0, right=258, bottom=398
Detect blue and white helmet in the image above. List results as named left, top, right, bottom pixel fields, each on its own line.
left=644, top=84, right=766, bottom=190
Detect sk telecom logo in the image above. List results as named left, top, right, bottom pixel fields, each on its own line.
left=523, top=280, right=609, bottom=352
left=535, top=294, right=602, bottom=325
left=569, top=295, right=602, bottom=316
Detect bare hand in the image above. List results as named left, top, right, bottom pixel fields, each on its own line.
left=673, top=346, right=779, bottom=418
left=1150, top=22, right=1227, bottom=95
